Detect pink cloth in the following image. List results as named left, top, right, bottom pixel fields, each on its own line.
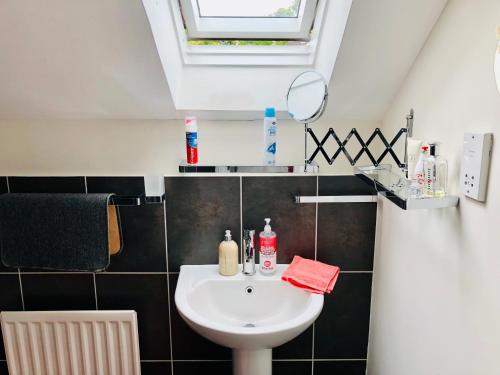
left=281, top=256, right=340, bottom=295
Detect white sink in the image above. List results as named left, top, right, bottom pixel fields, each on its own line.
left=175, top=264, right=324, bottom=375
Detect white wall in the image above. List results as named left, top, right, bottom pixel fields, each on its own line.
left=0, top=119, right=381, bottom=176
left=368, top=1, right=500, bottom=374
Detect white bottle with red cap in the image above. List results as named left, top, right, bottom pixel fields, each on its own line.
left=259, top=218, right=277, bottom=275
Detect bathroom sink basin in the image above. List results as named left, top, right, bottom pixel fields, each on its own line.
left=175, top=264, right=324, bottom=375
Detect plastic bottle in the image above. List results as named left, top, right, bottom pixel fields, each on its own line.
left=219, top=230, right=238, bottom=276
left=423, top=145, right=436, bottom=197
left=414, top=145, right=429, bottom=191
left=259, top=218, right=277, bottom=275
left=433, top=143, right=448, bottom=197
left=425, top=143, right=448, bottom=197
left=263, top=108, right=277, bottom=166
left=185, top=116, right=198, bottom=165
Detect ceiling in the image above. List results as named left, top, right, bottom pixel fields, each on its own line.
left=0, top=0, right=447, bottom=121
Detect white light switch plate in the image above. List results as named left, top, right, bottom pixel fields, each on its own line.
left=462, top=132, right=493, bottom=202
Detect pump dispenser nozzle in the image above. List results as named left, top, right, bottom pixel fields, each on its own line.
left=224, top=230, right=232, bottom=241
left=264, top=218, right=272, bottom=233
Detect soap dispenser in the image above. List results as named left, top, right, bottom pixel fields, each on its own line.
left=219, top=230, right=238, bottom=276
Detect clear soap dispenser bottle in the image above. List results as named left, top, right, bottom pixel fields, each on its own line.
left=430, top=143, right=448, bottom=197
left=219, top=230, right=238, bottom=276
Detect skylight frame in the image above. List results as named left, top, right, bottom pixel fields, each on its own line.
left=179, top=0, right=318, bottom=41
left=196, top=0, right=302, bottom=19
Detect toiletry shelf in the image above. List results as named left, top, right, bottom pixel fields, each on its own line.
left=354, top=165, right=459, bottom=210
left=179, top=162, right=319, bottom=174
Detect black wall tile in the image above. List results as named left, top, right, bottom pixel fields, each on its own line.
left=8, top=177, right=86, bottom=193
left=141, top=361, right=171, bottom=375
left=242, top=177, right=316, bottom=264
left=169, top=275, right=231, bottom=360
left=0, top=361, right=8, bottom=375
left=274, top=327, right=313, bottom=359
left=78, top=177, right=167, bottom=272
left=317, top=203, right=376, bottom=271
left=96, top=274, right=171, bottom=360
left=107, top=205, right=167, bottom=272
left=165, top=177, right=240, bottom=271
left=173, top=361, right=232, bottom=375
left=0, top=275, right=23, bottom=360
left=315, top=274, right=372, bottom=359
left=0, top=178, right=13, bottom=272
left=273, top=361, right=312, bottom=375
left=0, top=178, right=7, bottom=194
left=22, top=274, right=96, bottom=310
left=314, top=360, right=367, bottom=375
left=86, top=177, right=145, bottom=196
left=318, top=176, right=376, bottom=196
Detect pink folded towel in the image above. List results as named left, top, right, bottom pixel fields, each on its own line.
left=281, top=256, right=340, bottom=294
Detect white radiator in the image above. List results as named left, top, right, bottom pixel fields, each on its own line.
left=1, top=310, right=141, bottom=375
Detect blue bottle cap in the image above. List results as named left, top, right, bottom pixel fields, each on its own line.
left=264, top=107, right=276, bottom=117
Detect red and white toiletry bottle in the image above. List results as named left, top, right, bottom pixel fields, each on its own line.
left=259, top=218, right=277, bottom=275
left=185, top=116, right=198, bottom=164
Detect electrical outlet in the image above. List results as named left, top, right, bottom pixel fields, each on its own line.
left=462, top=132, right=493, bottom=202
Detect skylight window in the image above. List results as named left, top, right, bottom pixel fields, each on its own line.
left=179, top=0, right=317, bottom=40
left=196, top=0, right=301, bottom=18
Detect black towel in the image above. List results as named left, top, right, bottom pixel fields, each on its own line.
left=0, top=193, right=114, bottom=272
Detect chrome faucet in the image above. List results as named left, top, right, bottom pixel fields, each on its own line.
left=243, top=229, right=256, bottom=275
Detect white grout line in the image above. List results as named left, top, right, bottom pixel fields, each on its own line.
left=5, top=176, right=10, bottom=193
left=314, top=175, right=319, bottom=262
left=239, top=176, right=243, bottom=264
left=93, top=273, right=98, bottom=310
left=19, top=272, right=96, bottom=275
left=312, top=175, right=319, bottom=375
left=13, top=270, right=371, bottom=275
left=139, top=359, right=366, bottom=362
left=18, top=270, right=25, bottom=311
left=171, top=359, right=232, bottom=362
left=162, top=201, right=175, bottom=375
left=312, top=359, right=367, bottom=361
left=311, top=323, right=316, bottom=375
left=92, top=272, right=170, bottom=275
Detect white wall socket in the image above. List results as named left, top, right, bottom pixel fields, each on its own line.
left=462, top=132, right=493, bottom=202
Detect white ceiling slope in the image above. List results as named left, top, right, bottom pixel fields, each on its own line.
left=0, top=0, right=176, bottom=119
left=325, top=0, right=448, bottom=121
left=0, top=0, right=447, bottom=121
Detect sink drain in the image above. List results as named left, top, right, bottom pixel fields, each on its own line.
left=245, top=286, right=254, bottom=295
left=243, top=323, right=256, bottom=328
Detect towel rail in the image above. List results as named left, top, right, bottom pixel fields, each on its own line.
left=294, top=195, right=378, bottom=204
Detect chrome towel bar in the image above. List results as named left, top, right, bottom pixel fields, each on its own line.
left=294, top=195, right=378, bottom=204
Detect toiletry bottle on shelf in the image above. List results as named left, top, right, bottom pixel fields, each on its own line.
left=259, top=218, right=277, bottom=275
left=423, top=145, right=436, bottom=197
left=406, top=138, right=423, bottom=180
left=263, top=108, right=277, bottom=166
left=414, top=145, right=429, bottom=193
left=219, top=230, right=238, bottom=276
left=185, top=116, right=198, bottom=165
left=425, top=143, right=448, bottom=197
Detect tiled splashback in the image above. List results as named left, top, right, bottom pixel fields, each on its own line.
left=0, top=175, right=376, bottom=375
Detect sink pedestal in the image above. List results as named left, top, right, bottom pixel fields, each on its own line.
left=233, top=348, right=272, bottom=375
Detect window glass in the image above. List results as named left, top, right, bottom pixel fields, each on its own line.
left=196, top=0, right=301, bottom=18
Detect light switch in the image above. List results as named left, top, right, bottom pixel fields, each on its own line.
left=462, top=132, right=493, bottom=202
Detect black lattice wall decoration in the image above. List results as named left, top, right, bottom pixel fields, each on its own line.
left=307, top=127, right=408, bottom=168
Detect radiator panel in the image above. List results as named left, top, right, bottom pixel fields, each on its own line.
left=1, top=311, right=141, bottom=375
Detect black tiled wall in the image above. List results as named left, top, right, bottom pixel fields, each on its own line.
left=0, top=175, right=376, bottom=375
